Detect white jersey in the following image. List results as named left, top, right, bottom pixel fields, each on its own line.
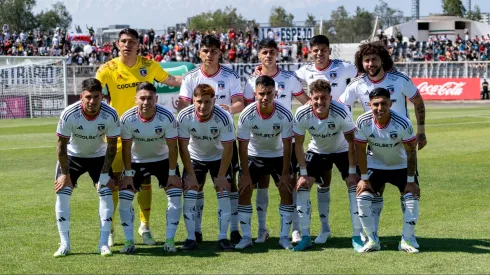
left=354, top=110, right=416, bottom=170
left=56, top=101, right=120, bottom=158
left=120, top=105, right=178, bottom=163
left=339, top=71, right=419, bottom=118
left=177, top=104, right=235, bottom=161
left=237, top=101, right=293, bottom=158
left=179, top=65, right=242, bottom=106
left=243, top=68, right=305, bottom=109
left=294, top=101, right=355, bottom=154
left=295, top=60, right=357, bottom=100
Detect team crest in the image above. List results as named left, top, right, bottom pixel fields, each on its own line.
left=329, top=71, right=337, bottom=79
left=155, top=126, right=163, bottom=135
left=272, top=123, right=281, bottom=133
left=217, top=81, right=225, bottom=90
left=139, top=68, right=148, bottom=77
left=328, top=122, right=335, bottom=130
left=278, top=82, right=285, bottom=91
left=97, top=124, right=105, bottom=132
left=390, top=131, right=398, bottom=140
left=210, top=127, right=219, bottom=136
left=387, top=86, right=395, bottom=95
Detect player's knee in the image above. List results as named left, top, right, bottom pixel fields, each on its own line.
left=279, top=189, right=293, bottom=205
left=257, top=175, right=270, bottom=189
left=238, top=190, right=253, bottom=205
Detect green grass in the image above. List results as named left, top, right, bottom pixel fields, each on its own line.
left=1, top=105, right=490, bottom=274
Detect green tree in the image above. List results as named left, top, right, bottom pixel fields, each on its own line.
left=351, top=7, right=375, bottom=37
left=269, top=6, right=294, bottom=27
left=374, top=0, right=407, bottom=28
left=305, top=13, right=316, bottom=27
left=51, top=1, right=72, bottom=30
left=189, top=6, right=247, bottom=31
left=0, top=0, right=37, bottom=32
left=37, top=10, right=60, bottom=32
left=442, top=0, right=466, bottom=17
left=327, top=6, right=352, bottom=40
left=465, top=5, right=482, bottom=21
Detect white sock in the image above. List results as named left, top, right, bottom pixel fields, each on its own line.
left=296, top=187, right=311, bottom=237
left=98, top=187, right=114, bottom=247
left=56, top=187, right=72, bottom=246
left=317, top=186, right=331, bottom=234
left=348, top=185, right=362, bottom=236
left=402, top=193, right=419, bottom=240
left=238, top=205, right=253, bottom=238
left=166, top=188, right=182, bottom=240
left=183, top=190, right=198, bottom=241
left=400, top=195, right=406, bottom=213
left=291, top=190, right=300, bottom=232
left=357, top=192, right=375, bottom=242
left=217, top=191, right=231, bottom=240
left=256, top=188, right=268, bottom=231
left=279, top=204, right=294, bottom=238
left=118, top=190, right=135, bottom=242
left=230, top=192, right=239, bottom=232
left=195, top=191, right=204, bottom=233
left=372, top=196, right=384, bottom=233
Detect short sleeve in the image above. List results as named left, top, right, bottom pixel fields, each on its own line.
left=179, top=75, right=193, bottom=102
left=293, top=109, right=307, bottom=136
left=354, top=121, right=368, bottom=143
left=344, top=62, right=358, bottom=79
left=402, top=123, right=416, bottom=144
left=229, top=77, right=243, bottom=100
left=338, top=83, right=358, bottom=110
left=220, top=113, right=235, bottom=143
left=177, top=113, right=190, bottom=140
left=152, top=61, right=170, bottom=83
left=243, top=78, right=255, bottom=103
left=165, top=116, right=179, bottom=140
left=402, top=77, right=419, bottom=100
left=120, top=118, right=132, bottom=141
left=237, top=113, right=251, bottom=141
left=106, top=116, right=120, bottom=138
left=340, top=111, right=356, bottom=134
left=282, top=118, right=294, bottom=140
left=290, top=76, right=305, bottom=97
left=56, top=114, right=72, bottom=139
left=294, top=67, right=306, bottom=82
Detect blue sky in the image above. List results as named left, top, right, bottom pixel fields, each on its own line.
left=33, top=0, right=490, bottom=31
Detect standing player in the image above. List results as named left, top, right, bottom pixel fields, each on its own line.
left=177, top=35, right=244, bottom=244
left=294, top=35, right=359, bottom=243
left=96, top=28, right=182, bottom=246
left=244, top=38, right=309, bottom=244
left=354, top=88, right=420, bottom=253
left=293, top=79, right=361, bottom=251
left=118, top=82, right=182, bottom=254
left=53, top=78, right=119, bottom=257
left=339, top=41, right=426, bottom=245
left=177, top=84, right=235, bottom=251
left=235, top=75, right=295, bottom=250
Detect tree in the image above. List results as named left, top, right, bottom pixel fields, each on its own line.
left=52, top=1, right=72, bottom=30
left=189, top=6, right=248, bottom=32
left=351, top=7, right=375, bottom=37
left=269, top=6, right=294, bottom=27
left=38, top=10, right=60, bottom=32
left=305, top=13, right=316, bottom=27
left=465, top=5, right=482, bottom=21
left=374, top=0, right=407, bottom=29
left=0, top=0, right=37, bottom=32
left=328, top=6, right=352, bottom=39
left=442, top=0, right=465, bottom=17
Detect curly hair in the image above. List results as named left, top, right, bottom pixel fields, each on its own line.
left=354, top=41, right=394, bottom=74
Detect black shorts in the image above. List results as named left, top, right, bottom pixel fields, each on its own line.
left=232, top=140, right=239, bottom=172
left=367, top=168, right=419, bottom=194
left=247, top=156, right=291, bottom=185
left=305, top=151, right=350, bottom=183
left=55, top=156, right=113, bottom=187
left=129, top=159, right=181, bottom=191
left=182, top=159, right=233, bottom=186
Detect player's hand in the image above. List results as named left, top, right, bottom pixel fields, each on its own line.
left=295, top=175, right=315, bottom=192
left=252, top=65, right=262, bottom=76
left=214, top=176, right=231, bottom=197
left=167, top=175, right=183, bottom=190
left=105, top=178, right=116, bottom=192
left=356, top=179, right=374, bottom=196
left=238, top=173, right=253, bottom=195
left=404, top=181, right=420, bottom=198
left=417, top=132, right=427, bottom=150
left=346, top=173, right=361, bottom=188
left=54, top=174, right=73, bottom=193
left=218, top=104, right=230, bottom=112
left=279, top=173, right=293, bottom=193
left=183, top=174, right=199, bottom=192
left=119, top=176, right=135, bottom=190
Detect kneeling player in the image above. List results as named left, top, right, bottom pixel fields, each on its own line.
left=293, top=79, right=361, bottom=251
left=118, top=82, right=182, bottom=254
left=53, top=78, right=119, bottom=257
left=354, top=88, right=420, bottom=253
left=235, top=75, right=295, bottom=250
left=178, top=84, right=235, bottom=251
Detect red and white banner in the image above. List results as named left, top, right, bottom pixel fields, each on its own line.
left=412, top=78, right=481, bottom=100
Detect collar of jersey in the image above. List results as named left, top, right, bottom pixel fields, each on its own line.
left=256, top=102, right=275, bottom=120
left=81, top=103, right=100, bottom=121
left=315, top=60, right=332, bottom=72
left=367, top=72, right=387, bottom=84
left=138, top=110, right=155, bottom=123
left=373, top=113, right=391, bottom=129
left=195, top=108, right=214, bottom=122
left=118, top=56, right=141, bottom=69
left=260, top=66, right=280, bottom=78
left=200, top=65, right=221, bottom=78
left=312, top=106, right=329, bottom=120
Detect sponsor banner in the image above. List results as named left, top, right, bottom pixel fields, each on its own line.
left=155, top=62, right=196, bottom=113
left=224, top=63, right=305, bottom=85
left=31, top=95, right=65, bottom=117
left=259, top=27, right=314, bottom=43
left=69, top=34, right=91, bottom=45
left=412, top=78, right=481, bottom=100
left=0, top=65, right=58, bottom=85
left=0, top=96, right=27, bottom=119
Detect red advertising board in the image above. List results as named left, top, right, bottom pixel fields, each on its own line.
left=411, top=78, right=481, bottom=100
left=0, top=96, right=27, bottom=119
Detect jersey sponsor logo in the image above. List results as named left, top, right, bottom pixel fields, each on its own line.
left=97, top=124, right=105, bottom=132
left=77, top=125, right=83, bottom=130
left=139, top=68, right=148, bottom=77
left=272, top=123, right=281, bottom=133
left=370, top=142, right=399, bottom=148
left=255, top=132, right=280, bottom=138
left=390, top=131, right=398, bottom=140
left=328, top=122, right=336, bottom=130
left=134, top=129, right=140, bottom=133
left=329, top=71, right=337, bottom=79
left=73, top=133, right=98, bottom=139
left=117, top=82, right=142, bottom=89
left=218, top=81, right=225, bottom=90
left=155, top=126, right=163, bottom=135
left=311, top=132, right=338, bottom=138
left=210, top=127, right=218, bottom=136
left=135, top=136, right=165, bottom=142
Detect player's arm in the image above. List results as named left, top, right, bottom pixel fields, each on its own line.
left=344, top=131, right=361, bottom=186
left=177, top=75, right=192, bottom=112
left=293, top=133, right=311, bottom=191
left=161, top=75, right=183, bottom=87
left=403, top=139, right=420, bottom=197
left=338, top=84, right=358, bottom=112
left=294, top=92, right=310, bottom=105
left=55, top=136, right=73, bottom=192
left=229, top=96, right=244, bottom=114
left=98, top=137, right=117, bottom=189
left=354, top=123, right=373, bottom=195
left=166, top=137, right=182, bottom=189
left=408, top=93, right=427, bottom=150
left=292, top=77, right=309, bottom=105
left=119, top=139, right=135, bottom=190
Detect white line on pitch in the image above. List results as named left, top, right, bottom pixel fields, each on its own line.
left=429, top=121, right=490, bottom=127
left=0, top=145, right=55, bottom=151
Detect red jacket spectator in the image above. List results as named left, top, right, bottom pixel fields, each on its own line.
left=228, top=47, right=236, bottom=62
left=155, top=53, right=163, bottom=62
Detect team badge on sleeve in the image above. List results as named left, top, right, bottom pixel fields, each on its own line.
left=155, top=126, right=163, bottom=135
left=139, top=68, right=148, bottom=77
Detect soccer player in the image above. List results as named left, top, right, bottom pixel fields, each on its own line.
left=53, top=78, right=119, bottom=257
left=96, top=28, right=181, bottom=246
left=243, top=38, right=309, bottom=244
left=293, top=79, right=361, bottom=251
left=177, top=84, right=235, bottom=251
left=339, top=41, right=426, bottom=246
left=294, top=35, right=358, bottom=242
left=118, top=82, right=181, bottom=254
left=354, top=88, right=420, bottom=253
left=235, top=75, right=295, bottom=250
left=177, top=35, right=244, bottom=244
